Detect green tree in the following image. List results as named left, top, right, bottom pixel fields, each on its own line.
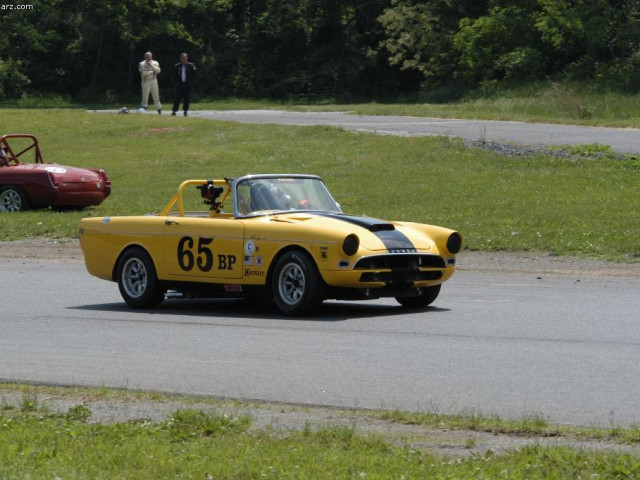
left=378, top=0, right=488, bottom=91
left=307, top=0, right=394, bottom=98
left=234, top=0, right=309, bottom=96
left=378, top=1, right=442, bottom=77
left=453, top=0, right=545, bottom=83
left=5, top=0, right=640, bottom=101
left=0, top=58, right=30, bottom=98
left=536, top=0, right=640, bottom=87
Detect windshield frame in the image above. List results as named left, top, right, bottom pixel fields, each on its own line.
left=232, top=174, right=342, bottom=218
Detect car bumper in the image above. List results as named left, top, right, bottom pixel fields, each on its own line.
left=321, top=253, right=456, bottom=290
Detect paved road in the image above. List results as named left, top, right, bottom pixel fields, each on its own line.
left=2, top=255, right=639, bottom=428
left=94, top=108, right=640, bottom=154
left=187, top=110, right=640, bottom=154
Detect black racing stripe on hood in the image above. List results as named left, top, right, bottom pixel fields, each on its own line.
left=318, top=213, right=416, bottom=252
left=319, top=213, right=394, bottom=231
left=373, top=228, right=416, bottom=251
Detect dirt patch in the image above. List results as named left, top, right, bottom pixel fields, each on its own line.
left=456, top=250, right=640, bottom=277
left=137, top=126, right=192, bottom=135
left=0, top=238, right=84, bottom=263
left=2, top=238, right=639, bottom=277
left=2, top=387, right=639, bottom=459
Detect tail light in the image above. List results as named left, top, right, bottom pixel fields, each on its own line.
left=99, top=169, right=112, bottom=197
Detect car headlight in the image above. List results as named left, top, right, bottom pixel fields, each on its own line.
left=342, top=234, right=359, bottom=256
left=446, top=232, right=462, bottom=254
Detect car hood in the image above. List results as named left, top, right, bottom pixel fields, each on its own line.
left=269, top=211, right=436, bottom=252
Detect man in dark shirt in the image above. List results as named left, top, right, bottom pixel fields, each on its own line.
left=171, top=53, right=196, bottom=116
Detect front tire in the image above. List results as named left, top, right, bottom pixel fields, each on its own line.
left=396, top=285, right=441, bottom=309
left=271, top=251, right=324, bottom=316
left=0, top=186, right=29, bottom=212
left=117, top=247, right=165, bottom=308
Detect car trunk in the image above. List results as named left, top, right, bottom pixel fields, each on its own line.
left=45, top=165, right=111, bottom=206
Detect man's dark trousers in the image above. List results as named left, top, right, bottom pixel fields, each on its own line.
left=173, top=82, right=191, bottom=113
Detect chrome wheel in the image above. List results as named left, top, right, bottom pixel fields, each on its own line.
left=271, top=251, right=324, bottom=316
left=121, top=257, right=148, bottom=299
left=117, top=248, right=165, bottom=308
left=278, top=261, right=306, bottom=306
left=0, top=187, right=25, bottom=212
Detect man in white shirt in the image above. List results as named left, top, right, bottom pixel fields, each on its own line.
left=138, top=51, right=162, bottom=114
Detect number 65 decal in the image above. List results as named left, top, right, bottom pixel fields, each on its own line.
left=177, top=236, right=213, bottom=271
left=177, top=236, right=236, bottom=272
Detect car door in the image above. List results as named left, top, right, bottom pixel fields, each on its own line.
left=163, top=216, right=244, bottom=280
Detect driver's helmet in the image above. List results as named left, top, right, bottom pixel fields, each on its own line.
left=267, top=183, right=292, bottom=209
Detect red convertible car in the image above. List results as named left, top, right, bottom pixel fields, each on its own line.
left=0, top=134, right=111, bottom=212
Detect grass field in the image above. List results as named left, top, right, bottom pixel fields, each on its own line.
left=290, top=83, right=640, bottom=127
left=1, top=107, right=639, bottom=261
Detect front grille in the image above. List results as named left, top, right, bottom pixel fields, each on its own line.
left=354, top=254, right=445, bottom=270
left=354, top=254, right=445, bottom=285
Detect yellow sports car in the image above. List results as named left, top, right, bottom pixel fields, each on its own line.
left=78, top=174, right=461, bottom=316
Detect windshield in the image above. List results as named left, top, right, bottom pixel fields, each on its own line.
left=235, top=176, right=341, bottom=216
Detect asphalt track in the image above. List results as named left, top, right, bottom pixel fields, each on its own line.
left=2, top=255, right=639, bottom=428
left=95, top=108, right=640, bottom=154
left=189, top=110, right=640, bottom=154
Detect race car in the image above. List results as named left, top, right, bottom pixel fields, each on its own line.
left=78, top=174, right=461, bottom=316
left=0, top=133, right=111, bottom=212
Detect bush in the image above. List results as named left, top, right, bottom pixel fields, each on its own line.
left=0, top=58, right=30, bottom=99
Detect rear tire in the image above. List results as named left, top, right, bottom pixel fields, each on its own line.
left=117, top=247, right=165, bottom=308
left=396, top=285, right=441, bottom=309
left=271, top=251, right=324, bottom=316
left=0, top=186, right=29, bottom=212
